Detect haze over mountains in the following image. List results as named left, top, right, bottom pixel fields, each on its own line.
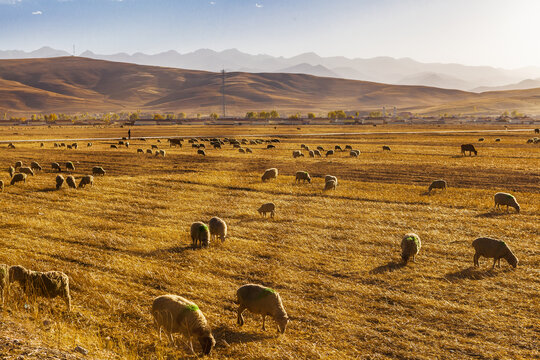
left=2, top=47, right=540, bottom=92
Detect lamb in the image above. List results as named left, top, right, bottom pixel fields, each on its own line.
left=10, top=173, right=26, bottom=185
left=236, top=284, right=289, bottom=334
left=8, top=166, right=15, bottom=178
left=8, top=265, right=71, bottom=311
left=65, top=161, right=75, bottom=171
left=261, top=168, right=278, bottom=182
left=292, top=150, right=304, bottom=158
left=401, top=233, right=421, bottom=264
left=494, top=192, right=520, bottom=213
left=324, top=179, right=337, bottom=191
left=325, top=150, right=334, bottom=157
left=151, top=295, right=215, bottom=355
left=190, top=222, right=210, bottom=248
left=29, top=162, right=42, bottom=172
left=56, top=175, right=64, bottom=190
left=382, top=145, right=391, bottom=151
left=208, top=217, right=227, bottom=242
left=14, top=161, right=23, bottom=169
left=18, top=167, right=34, bottom=176
left=0, top=264, right=7, bottom=306
left=295, top=171, right=311, bottom=183
left=461, top=144, right=477, bottom=156
left=51, top=162, right=61, bottom=172
left=472, top=237, right=518, bottom=268
left=78, top=175, right=94, bottom=188
left=66, top=175, right=77, bottom=189
left=258, top=202, right=275, bottom=218
left=92, top=166, right=106, bottom=176
left=428, top=179, right=447, bottom=193
left=197, top=149, right=206, bottom=156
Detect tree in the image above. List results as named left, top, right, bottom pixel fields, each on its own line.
left=246, top=111, right=257, bottom=119
left=129, top=112, right=139, bottom=121
left=166, top=113, right=176, bottom=120
left=335, top=110, right=347, bottom=119
left=288, top=113, right=301, bottom=120
left=270, top=110, right=279, bottom=119
left=210, top=112, right=219, bottom=120
left=178, top=112, right=186, bottom=119
left=368, top=111, right=382, bottom=118
left=153, top=114, right=164, bottom=120
left=307, top=112, right=315, bottom=119
left=328, top=111, right=336, bottom=119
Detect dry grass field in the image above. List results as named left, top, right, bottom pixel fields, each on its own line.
left=0, top=124, right=538, bottom=359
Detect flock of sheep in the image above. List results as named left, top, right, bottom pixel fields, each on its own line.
left=0, top=130, right=531, bottom=356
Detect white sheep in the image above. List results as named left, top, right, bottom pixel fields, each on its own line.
left=236, top=284, right=289, bottom=334
left=18, top=167, right=34, bottom=176
left=494, top=192, right=520, bottom=213
left=151, top=294, right=215, bottom=355
left=309, top=150, right=314, bottom=157
left=8, top=265, right=71, bottom=311
left=92, top=166, right=106, bottom=176
left=324, top=175, right=338, bottom=185
left=66, top=175, right=77, bottom=189
left=8, top=166, right=15, bottom=178
left=258, top=202, right=275, bottom=218
left=190, top=222, right=210, bottom=247
left=14, top=161, right=23, bottom=169
left=324, top=179, right=336, bottom=191
left=401, top=233, right=421, bottom=264
left=30, top=161, right=42, bottom=171
left=472, top=237, right=518, bottom=268
left=292, top=150, right=304, bottom=158
left=78, top=175, right=94, bottom=188
left=10, top=173, right=26, bottom=186
left=208, top=217, right=227, bottom=242
left=261, top=168, right=278, bottom=182
left=295, top=171, right=311, bottom=183
left=65, top=161, right=75, bottom=171
left=56, top=175, right=64, bottom=190
left=51, top=162, right=61, bottom=172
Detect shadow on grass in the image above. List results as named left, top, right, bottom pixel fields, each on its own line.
left=36, top=187, right=59, bottom=193
left=145, top=245, right=193, bottom=257
left=370, top=261, right=406, bottom=274
left=475, top=211, right=507, bottom=218
left=444, top=267, right=498, bottom=281
left=213, top=325, right=274, bottom=346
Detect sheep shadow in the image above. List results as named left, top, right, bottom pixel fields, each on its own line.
left=420, top=191, right=431, bottom=196
left=212, top=325, right=274, bottom=346
left=145, top=245, right=193, bottom=257
left=370, top=261, right=406, bottom=274
left=475, top=211, right=507, bottom=218
left=444, top=267, right=498, bottom=281
left=37, top=187, right=59, bottom=193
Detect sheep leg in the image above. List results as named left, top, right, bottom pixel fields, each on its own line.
left=237, top=305, right=246, bottom=326
left=412, top=254, right=416, bottom=263
left=262, top=315, right=266, bottom=331
left=473, top=253, right=480, bottom=267
left=492, top=258, right=497, bottom=269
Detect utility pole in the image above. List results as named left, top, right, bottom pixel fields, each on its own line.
left=221, top=69, right=226, bottom=118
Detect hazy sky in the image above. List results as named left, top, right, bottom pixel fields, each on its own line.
left=0, top=0, right=539, bottom=69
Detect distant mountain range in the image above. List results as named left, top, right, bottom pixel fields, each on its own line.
left=2, top=57, right=540, bottom=116
left=1, top=46, right=540, bottom=92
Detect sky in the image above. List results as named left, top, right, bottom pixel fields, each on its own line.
left=0, top=0, right=539, bottom=69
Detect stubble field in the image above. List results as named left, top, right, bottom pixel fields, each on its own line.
left=0, top=125, right=538, bottom=360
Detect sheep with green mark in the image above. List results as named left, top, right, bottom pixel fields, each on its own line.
left=151, top=294, right=215, bottom=355
left=236, top=284, right=289, bottom=334
left=190, top=222, right=210, bottom=248
left=401, top=233, right=421, bottom=264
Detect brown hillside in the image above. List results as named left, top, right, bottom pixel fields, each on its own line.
left=0, top=57, right=539, bottom=115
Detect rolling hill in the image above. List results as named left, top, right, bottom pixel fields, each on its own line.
left=0, top=57, right=539, bottom=116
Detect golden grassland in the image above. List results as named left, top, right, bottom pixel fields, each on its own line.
left=0, top=125, right=538, bottom=359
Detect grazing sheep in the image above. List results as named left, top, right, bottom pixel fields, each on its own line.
left=324, top=179, right=337, bottom=191
left=78, top=175, right=94, bottom=188
left=125, top=142, right=129, bottom=148
left=472, top=237, right=518, bottom=269
left=110, top=145, right=118, bottom=149
left=261, top=168, right=278, bottom=182
left=8, top=143, right=15, bottom=149
left=345, top=145, right=352, bottom=150
left=65, top=175, right=76, bottom=189
left=301, top=144, right=306, bottom=149
left=14, top=161, right=22, bottom=169
left=8, top=265, right=71, bottom=311
left=258, top=202, right=275, bottom=218
left=87, top=143, right=92, bottom=147
left=325, top=175, right=338, bottom=185
left=335, top=145, right=342, bottom=151
left=401, top=233, right=421, bottom=264
left=30, top=161, right=42, bottom=171
left=8, top=166, right=15, bottom=178
left=0, top=180, right=3, bottom=193
left=309, top=150, right=315, bottom=157
left=535, top=128, right=539, bottom=134
left=67, top=145, right=72, bottom=149
left=313, top=149, right=322, bottom=157
left=51, top=162, right=61, bottom=172
left=146, top=149, right=153, bottom=154
left=317, top=146, right=324, bottom=152
left=40, top=143, right=44, bottom=148
left=72, top=143, right=78, bottom=149
left=151, top=144, right=158, bottom=149
left=92, top=166, right=106, bottom=176
left=65, top=161, right=75, bottom=171
left=10, top=173, right=26, bottom=185
left=18, top=167, right=34, bottom=176
left=325, top=150, right=334, bottom=157
left=60, top=143, right=66, bottom=147
left=155, top=150, right=160, bottom=156
left=236, top=284, right=289, bottom=334
left=267, top=144, right=276, bottom=149
left=428, top=179, right=447, bottom=193
left=246, top=148, right=252, bottom=154
left=0, top=264, right=7, bottom=306
left=137, top=148, right=144, bottom=154
left=292, top=150, right=304, bottom=158
left=495, top=138, right=501, bottom=142
left=478, top=138, right=485, bottom=142
left=197, top=149, right=206, bottom=156
left=382, top=145, right=391, bottom=151
left=169, top=138, right=182, bottom=147
left=54, top=143, right=59, bottom=148
left=151, top=295, right=215, bottom=355
left=208, top=217, right=227, bottom=242
left=527, top=139, right=533, bottom=144
left=55, top=175, right=64, bottom=190
left=461, top=144, right=477, bottom=156
left=239, top=148, right=246, bottom=153
left=119, top=141, right=124, bottom=145
left=295, top=171, right=311, bottom=183
left=494, top=192, right=520, bottom=213
left=190, top=222, right=210, bottom=248
left=159, top=150, right=166, bottom=157
left=350, top=150, right=359, bottom=157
